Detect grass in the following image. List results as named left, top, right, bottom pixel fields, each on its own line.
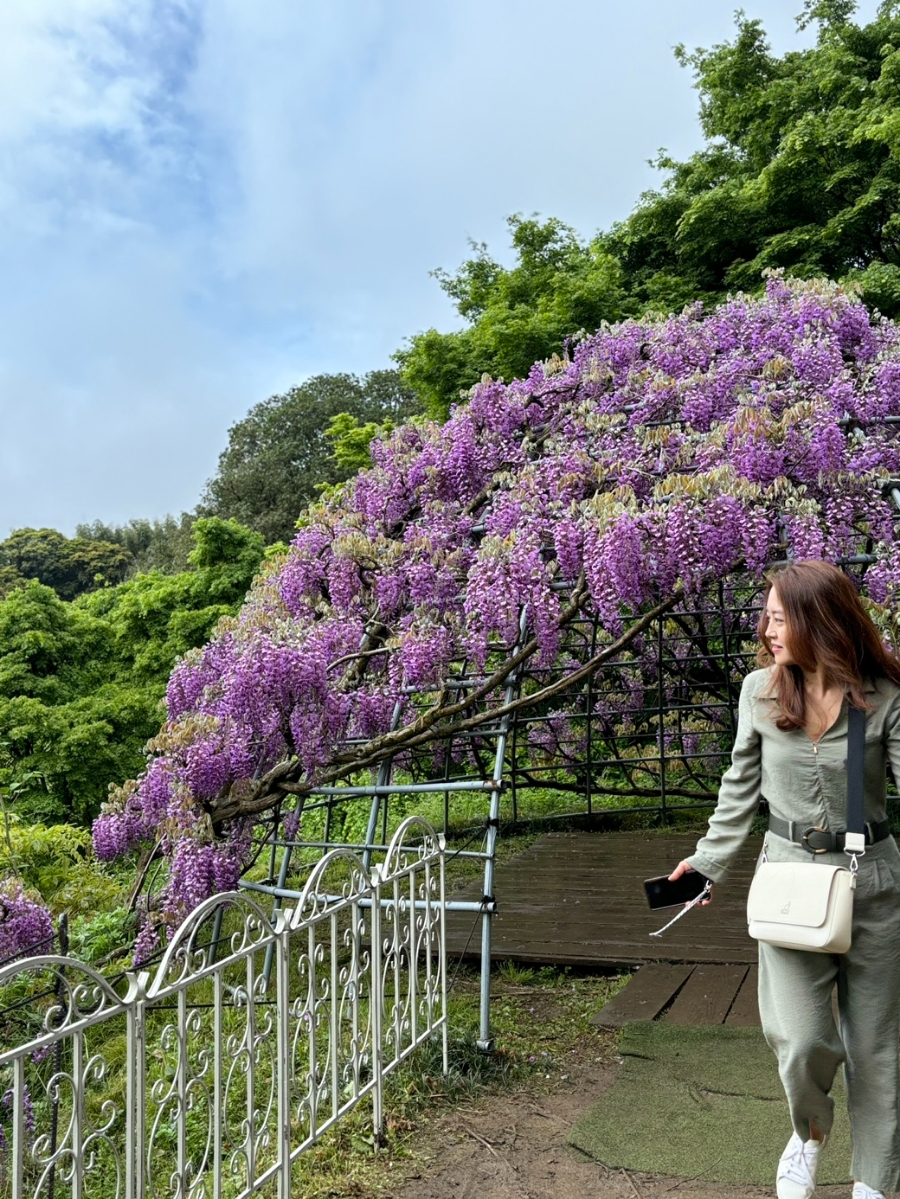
left=569, top=1023, right=853, bottom=1185
left=287, top=962, right=629, bottom=1198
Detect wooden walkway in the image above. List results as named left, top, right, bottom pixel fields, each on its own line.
left=445, top=830, right=762, bottom=969
left=590, top=962, right=761, bottom=1028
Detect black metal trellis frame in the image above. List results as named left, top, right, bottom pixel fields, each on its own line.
left=243, top=417, right=900, bottom=1049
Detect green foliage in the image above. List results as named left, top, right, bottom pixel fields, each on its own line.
left=608, top=5, right=900, bottom=311
left=398, top=5, right=900, bottom=414
left=76, top=513, right=196, bottom=575
left=0, top=583, right=108, bottom=704
left=77, top=518, right=264, bottom=685
left=187, top=516, right=265, bottom=594
left=0, top=564, right=26, bottom=599
left=0, top=518, right=265, bottom=827
left=201, top=370, right=420, bottom=543
left=0, top=816, right=123, bottom=916
left=0, top=527, right=133, bottom=600
left=325, top=411, right=394, bottom=473
left=68, top=906, right=133, bottom=963
left=397, top=216, right=626, bottom=416
left=0, top=584, right=161, bottom=824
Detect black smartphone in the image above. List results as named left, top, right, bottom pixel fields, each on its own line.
left=644, top=871, right=709, bottom=910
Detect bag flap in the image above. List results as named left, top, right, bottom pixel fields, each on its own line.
left=748, top=863, right=847, bottom=929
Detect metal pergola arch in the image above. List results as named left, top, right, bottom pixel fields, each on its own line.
left=240, top=416, right=900, bottom=1049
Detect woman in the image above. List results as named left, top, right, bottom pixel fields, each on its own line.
left=670, top=560, right=900, bottom=1199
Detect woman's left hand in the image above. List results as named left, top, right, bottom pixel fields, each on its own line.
left=669, top=859, right=713, bottom=905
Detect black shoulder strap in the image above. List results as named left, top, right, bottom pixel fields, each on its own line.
left=846, top=706, right=866, bottom=836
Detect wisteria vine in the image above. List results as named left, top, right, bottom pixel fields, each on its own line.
left=94, top=275, right=900, bottom=943
left=0, top=880, right=54, bottom=965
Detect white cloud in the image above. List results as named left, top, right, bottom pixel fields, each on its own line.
left=0, top=1, right=137, bottom=139
left=0, top=0, right=883, bottom=532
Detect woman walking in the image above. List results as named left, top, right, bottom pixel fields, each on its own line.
left=670, top=560, right=900, bottom=1199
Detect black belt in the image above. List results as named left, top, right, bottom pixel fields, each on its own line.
left=769, top=814, right=891, bottom=854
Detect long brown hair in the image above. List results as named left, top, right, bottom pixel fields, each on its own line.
left=756, top=559, right=900, bottom=730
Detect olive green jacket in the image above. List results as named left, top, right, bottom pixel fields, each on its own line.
left=685, top=667, right=900, bottom=884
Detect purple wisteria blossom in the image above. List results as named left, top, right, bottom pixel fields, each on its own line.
left=0, top=881, right=53, bottom=965
left=94, top=275, right=900, bottom=941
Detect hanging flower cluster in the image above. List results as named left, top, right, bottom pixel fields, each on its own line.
left=0, top=880, right=54, bottom=965
left=94, top=275, right=900, bottom=936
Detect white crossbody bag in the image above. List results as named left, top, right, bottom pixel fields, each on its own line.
left=746, top=706, right=866, bottom=954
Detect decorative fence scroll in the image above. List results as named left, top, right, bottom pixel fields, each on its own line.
left=0, top=817, right=448, bottom=1199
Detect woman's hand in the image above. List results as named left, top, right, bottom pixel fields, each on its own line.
left=669, top=859, right=713, bottom=905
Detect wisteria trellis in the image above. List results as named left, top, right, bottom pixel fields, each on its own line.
left=89, top=274, right=900, bottom=952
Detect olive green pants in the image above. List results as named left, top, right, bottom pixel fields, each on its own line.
left=757, top=834, right=900, bottom=1194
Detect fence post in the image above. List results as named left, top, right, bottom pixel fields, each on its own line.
left=46, top=914, right=68, bottom=1199
left=719, top=578, right=737, bottom=740
left=370, top=863, right=384, bottom=1144
left=274, top=909, right=293, bottom=1199
left=125, top=970, right=149, bottom=1199
left=657, top=611, right=668, bottom=823
left=439, top=835, right=449, bottom=1076
left=11, top=1056, right=24, bottom=1199
left=477, top=611, right=527, bottom=1052
left=212, top=956, right=223, bottom=1199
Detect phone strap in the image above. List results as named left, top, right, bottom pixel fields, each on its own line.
left=649, top=881, right=712, bottom=937
left=847, top=705, right=866, bottom=838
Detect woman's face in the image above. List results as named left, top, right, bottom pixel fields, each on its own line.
left=765, top=586, right=795, bottom=666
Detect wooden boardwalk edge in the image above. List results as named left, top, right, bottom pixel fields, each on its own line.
left=591, top=961, right=762, bottom=1028
left=590, top=964, right=694, bottom=1029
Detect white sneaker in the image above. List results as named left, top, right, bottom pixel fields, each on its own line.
left=776, top=1131, right=823, bottom=1198
left=852, top=1185, right=885, bottom=1199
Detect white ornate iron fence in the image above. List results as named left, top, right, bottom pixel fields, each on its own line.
left=0, top=817, right=447, bottom=1199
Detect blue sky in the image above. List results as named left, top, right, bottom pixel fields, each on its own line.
left=0, top=0, right=881, bottom=534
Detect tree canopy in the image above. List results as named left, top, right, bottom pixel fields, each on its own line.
left=201, top=370, right=419, bottom=543
left=0, top=528, right=134, bottom=601
left=0, top=518, right=265, bottom=827
left=399, top=3, right=900, bottom=414
left=76, top=514, right=196, bottom=576
left=609, top=0, right=900, bottom=309
left=397, top=216, right=627, bottom=416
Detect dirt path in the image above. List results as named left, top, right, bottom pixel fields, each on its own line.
left=396, top=1051, right=850, bottom=1199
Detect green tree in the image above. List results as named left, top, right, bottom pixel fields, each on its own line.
left=398, top=3, right=900, bottom=414
left=396, top=215, right=626, bottom=416
left=602, top=3, right=900, bottom=311
left=0, top=528, right=133, bottom=600
left=0, top=518, right=266, bottom=826
left=0, top=565, right=25, bottom=599
left=324, top=412, right=395, bottom=474
left=201, top=370, right=420, bottom=543
left=79, top=517, right=265, bottom=686
left=0, top=583, right=157, bottom=824
left=76, top=513, right=196, bottom=575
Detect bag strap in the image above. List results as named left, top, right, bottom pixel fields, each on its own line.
left=846, top=705, right=866, bottom=837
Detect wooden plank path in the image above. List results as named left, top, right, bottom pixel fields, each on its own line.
left=589, top=962, right=761, bottom=1028
left=445, top=830, right=762, bottom=968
